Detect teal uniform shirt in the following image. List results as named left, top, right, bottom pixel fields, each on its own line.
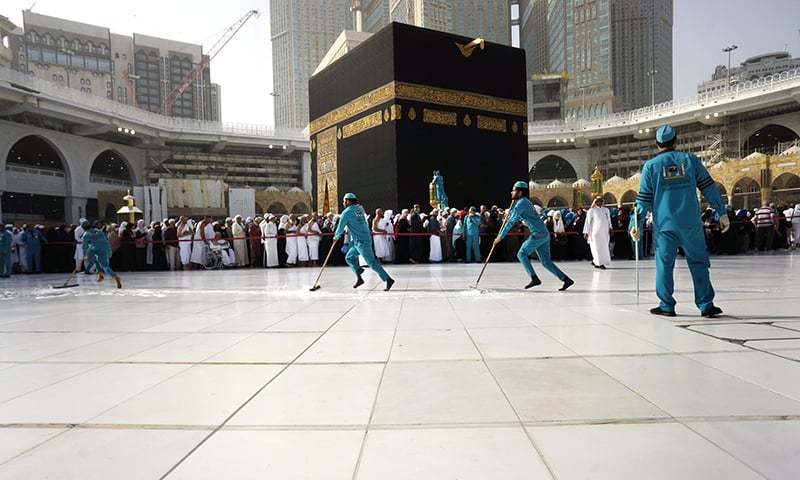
left=465, top=214, right=481, bottom=236
left=498, top=197, right=548, bottom=241
left=498, top=197, right=566, bottom=280
left=0, top=229, right=10, bottom=277
left=82, top=228, right=112, bottom=258
left=333, top=204, right=371, bottom=243
left=433, top=174, right=448, bottom=208
left=635, top=149, right=723, bottom=313
left=22, top=229, right=42, bottom=248
left=333, top=203, right=391, bottom=282
left=0, top=229, right=11, bottom=255
left=82, top=228, right=115, bottom=276
left=636, top=150, right=725, bottom=231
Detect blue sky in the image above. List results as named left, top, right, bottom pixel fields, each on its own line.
left=3, top=0, right=799, bottom=125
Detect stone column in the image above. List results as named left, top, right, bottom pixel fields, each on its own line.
left=64, top=196, right=88, bottom=224
left=760, top=166, right=772, bottom=206
left=301, top=151, right=312, bottom=194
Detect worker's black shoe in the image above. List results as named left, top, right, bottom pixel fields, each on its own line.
left=598, top=265, right=607, bottom=270
left=384, top=277, right=395, bottom=291
left=525, top=276, right=542, bottom=289
left=558, top=276, right=574, bottom=291
left=353, top=275, right=365, bottom=289
left=650, top=307, right=676, bottom=317
left=701, top=305, right=723, bottom=318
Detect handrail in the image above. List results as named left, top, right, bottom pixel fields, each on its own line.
left=528, top=68, right=800, bottom=136
left=0, top=65, right=307, bottom=142
left=4, top=64, right=799, bottom=142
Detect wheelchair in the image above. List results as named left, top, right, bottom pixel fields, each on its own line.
left=204, top=245, right=225, bottom=270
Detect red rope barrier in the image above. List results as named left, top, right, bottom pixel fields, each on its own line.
left=20, top=216, right=799, bottom=247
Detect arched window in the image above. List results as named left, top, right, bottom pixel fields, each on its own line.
left=291, top=202, right=309, bottom=214
left=90, top=150, right=133, bottom=186
left=267, top=202, right=288, bottom=214
left=744, top=124, right=799, bottom=156
left=530, top=156, right=578, bottom=184
left=732, top=177, right=761, bottom=210
left=602, top=192, right=617, bottom=205
left=620, top=190, right=637, bottom=205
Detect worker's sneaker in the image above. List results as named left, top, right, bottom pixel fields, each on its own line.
left=114, top=276, right=122, bottom=289
left=650, top=307, right=676, bottom=317
left=525, top=275, right=542, bottom=289
left=97, top=272, right=104, bottom=283
left=558, top=276, right=574, bottom=291
left=384, top=277, right=395, bottom=291
left=701, top=305, right=723, bottom=318
left=353, top=275, right=365, bottom=289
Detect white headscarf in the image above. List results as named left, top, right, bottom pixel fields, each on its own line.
left=553, top=212, right=565, bottom=233
left=118, top=221, right=128, bottom=235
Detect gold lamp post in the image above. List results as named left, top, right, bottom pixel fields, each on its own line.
left=590, top=165, right=604, bottom=198
left=117, top=190, right=143, bottom=223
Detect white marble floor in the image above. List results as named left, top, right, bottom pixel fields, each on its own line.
left=0, top=254, right=798, bottom=479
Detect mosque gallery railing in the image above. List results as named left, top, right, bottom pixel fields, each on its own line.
left=527, top=68, right=800, bottom=137
left=0, top=66, right=306, bottom=142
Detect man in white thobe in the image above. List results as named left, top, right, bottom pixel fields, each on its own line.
left=262, top=215, right=279, bottom=267
left=583, top=196, right=612, bottom=269
left=232, top=215, right=249, bottom=267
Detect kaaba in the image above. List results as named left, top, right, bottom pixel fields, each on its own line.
left=309, top=22, right=528, bottom=213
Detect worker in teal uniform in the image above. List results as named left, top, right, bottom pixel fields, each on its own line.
left=630, top=125, right=729, bottom=317
left=22, top=225, right=43, bottom=273
left=432, top=170, right=449, bottom=210
left=464, top=206, right=481, bottom=263
left=333, top=193, right=395, bottom=291
left=82, top=220, right=122, bottom=289
left=0, top=224, right=13, bottom=278
left=494, top=181, right=574, bottom=291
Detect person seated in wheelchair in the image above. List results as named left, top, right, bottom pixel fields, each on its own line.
left=208, top=232, right=236, bottom=267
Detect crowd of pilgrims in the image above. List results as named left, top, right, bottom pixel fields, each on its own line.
left=1, top=201, right=798, bottom=276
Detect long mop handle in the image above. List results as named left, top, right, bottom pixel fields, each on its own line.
left=309, top=239, right=339, bottom=291
left=56, top=268, right=80, bottom=289
left=473, top=200, right=516, bottom=289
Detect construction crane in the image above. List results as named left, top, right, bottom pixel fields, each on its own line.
left=161, top=9, right=259, bottom=116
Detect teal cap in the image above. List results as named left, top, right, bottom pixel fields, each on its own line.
left=656, top=125, right=676, bottom=143
left=513, top=181, right=528, bottom=190
left=343, top=193, right=357, bottom=201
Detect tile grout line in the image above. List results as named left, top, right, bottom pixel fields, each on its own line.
left=156, top=301, right=361, bottom=480
left=348, top=290, right=404, bottom=480
left=443, top=280, right=559, bottom=480
left=581, top=356, right=779, bottom=479
left=0, top=329, right=196, bottom=407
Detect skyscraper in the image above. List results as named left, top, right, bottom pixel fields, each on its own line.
left=367, top=0, right=511, bottom=45
left=9, top=11, right=220, bottom=121
left=610, top=0, right=673, bottom=111
left=270, top=0, right=352, bottom=129
left=521, top=0, right=673, bottom=119
left=518, top=0, right=549, bottom=77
